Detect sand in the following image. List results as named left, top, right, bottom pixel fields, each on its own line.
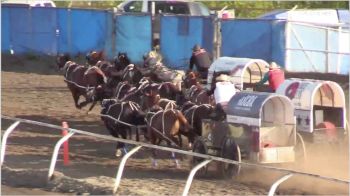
left=1, top=55, right=349, bottom=195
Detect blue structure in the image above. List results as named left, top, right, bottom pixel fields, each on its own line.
left=1, top=6, right=152, bottom=63
left=56, top=8, right=111, bottom=55
left=1, top=6, right=348, bottom=74
left=221, top=18, right=349, bottom=75
left=160, top=15, right=214, bottom=69
left=115, top=14, right=152, bottom=64
left=2, top=7, right=58, bottom=54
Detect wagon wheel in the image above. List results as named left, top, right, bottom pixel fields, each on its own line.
left=217, top=137, right=241, bottom=179
left=191, top=136, right=209, bottom=177
left=295, top=132, right=307, bottom=164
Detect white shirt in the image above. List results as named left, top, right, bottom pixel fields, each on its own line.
left=214, top=82, right=236, bottom=104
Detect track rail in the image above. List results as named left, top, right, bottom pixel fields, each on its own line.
left=1, top=115, right=349, bottom=196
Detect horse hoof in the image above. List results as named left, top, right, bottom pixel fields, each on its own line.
left=115, top=149, right=123, bottom=157
left=188, top=143, right=192, bottom=149
left=151, top=160, right=158, bottom=168
left=175, top=164, right=181, bottom=169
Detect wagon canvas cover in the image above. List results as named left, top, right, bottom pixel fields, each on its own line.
left=226, top=91, right=295, bottom=127
left=276, top=78, right=346, bottom=133
left=207, top=57, right=269, bottom=89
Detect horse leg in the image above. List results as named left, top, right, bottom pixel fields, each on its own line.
left=87, top=101, right=97, bottom=114
left=78, top=99, right=90, bottom=109
left=135, top=127, right=140, bottom=142
left=71, top=90, right=81, bottom=109
left=151, top=138, right=159, bottom=168
left=168, top=137, right=180, bottom=169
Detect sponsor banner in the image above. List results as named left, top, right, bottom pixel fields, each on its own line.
left=226, top=115, right=260, bottom=126
left=295, top=109, right=312, bottom=133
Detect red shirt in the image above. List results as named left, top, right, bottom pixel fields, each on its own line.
left=268, top=68, right=285, bottom=91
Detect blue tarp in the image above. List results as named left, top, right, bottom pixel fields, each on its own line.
left=221, top=19, right=286, bottom=66
left=1, top=7, right=11, bottom=51
left=115, top=14, right=152, bottom=64
left=57, top=8, right=110, bottom=55
left=1, top=6, right=57, bottom=54
left=160, top=15, right=214, bottom=70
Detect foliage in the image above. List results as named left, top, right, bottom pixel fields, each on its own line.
left=53, top=1, right=349, bottom=18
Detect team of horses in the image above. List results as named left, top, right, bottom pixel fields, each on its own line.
left=57, top=51, right=223, bottom=167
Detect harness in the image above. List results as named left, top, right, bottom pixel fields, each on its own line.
left=184, top=104, right=212, bottom=127
left=159, top=98, right=176, bottom=110
left=115, top=83, right=127, bottom=100
left=105, top=101, right=141, bottom=124
left=146, top=109, right=180, bottom=148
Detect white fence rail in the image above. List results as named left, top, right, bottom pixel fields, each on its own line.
left=1, top=115, right=349, bottom=195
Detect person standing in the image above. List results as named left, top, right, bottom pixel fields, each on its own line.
left=189, top=44, right=212, bottom=79
left=256, top=62, right=285, bottom=92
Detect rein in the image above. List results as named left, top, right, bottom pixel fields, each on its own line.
left=64, top=79, right=95, bottom=90
left=115, top=83, right=127, bottom=100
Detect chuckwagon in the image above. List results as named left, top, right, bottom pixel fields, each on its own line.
left=276, top=78, right=347, bottom=143
left=206, top=57, right=269, bottom=90
left=193, top=91, right=300, bottom=178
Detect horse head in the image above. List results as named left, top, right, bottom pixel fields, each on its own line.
left=86, top=50, right=104, bottom=66
left=56, top=53, right=71, bottom=69
left=183, top=71, right=199, bottom=89
left=142, top=83, right=161, bottom=109
left=114, top=52, right=131, bottom=71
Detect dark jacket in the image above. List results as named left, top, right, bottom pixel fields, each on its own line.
left=189, top=49, right=211, bottom=72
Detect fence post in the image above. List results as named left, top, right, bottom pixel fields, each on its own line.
left=268, top=173, right=293, bottom=196
left=182, top=159, right=212, bottom=196
left=48, top=131, right=75, bottom=180
left=113, top=145, right=143, bottom=193
left=0, top=121, right=20, bottom=166
left=62, top=122, right=70, bottom=165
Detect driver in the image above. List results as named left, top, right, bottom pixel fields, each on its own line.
left=207, top=74, right=237, bottom=117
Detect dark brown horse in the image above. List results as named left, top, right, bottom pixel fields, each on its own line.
left=101, top=99, right=147, bottom=157
left=114, top=52, right=131, bottom=71
left=158, top=98, right=177, bottom=110
left=56, top=53, right=106, bottom=109
left=121, top=65, right=144, bottom=85
left=183, top=71, right=200, bottom=89
left=183, top=104, right=216, bottom=136
left=85, top=80, right=134, bottom=113
left=146, top=108, right=195, bottom=168
left=120, top=81, right=161, bottom=111
left=183, top=71, right=214, bottom=105
left=157, top=82, right=182, bottom=100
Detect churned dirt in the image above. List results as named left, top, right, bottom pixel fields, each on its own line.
left=1, top=54, right=349, bottom=195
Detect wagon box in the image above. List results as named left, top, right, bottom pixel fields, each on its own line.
left=207, top=57, right=269, bottom=91
left=276, top=78, right=346, bottom=143
left=196, top=91, right=298, bottom=178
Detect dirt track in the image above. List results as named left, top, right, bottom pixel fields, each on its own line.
left=1, top=57, right=349, bottom=195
